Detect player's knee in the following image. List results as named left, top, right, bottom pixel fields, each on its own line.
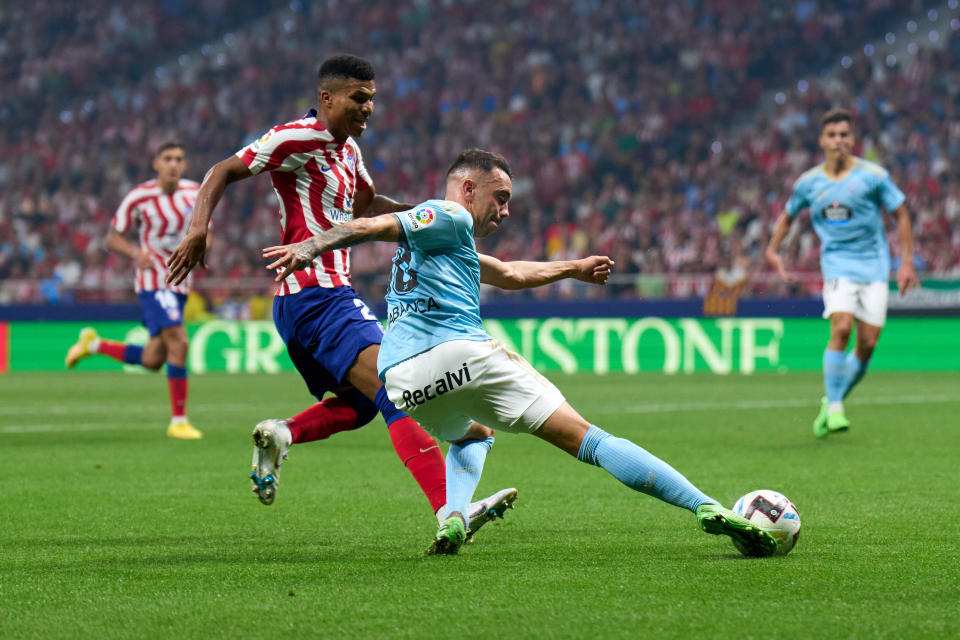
left=141, top=354, right=164, bottom=370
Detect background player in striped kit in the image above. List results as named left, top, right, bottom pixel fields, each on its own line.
left=66, top=142, right=207, bottom=440
left=766, top=109, right=918, bottom=438
left=165, top=55, right=515, bottom=532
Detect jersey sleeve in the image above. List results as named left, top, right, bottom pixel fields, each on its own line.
left=111, top=190, right=140, bottom=233
left=393, top=202, right=470, bottom=252
left=353, top=143, right=373, bottom=192
left=875, top=171, right=906, bottom=211
left=785, top=177, right=809, bottom=217
left=235, top=125, right=326, bottom=176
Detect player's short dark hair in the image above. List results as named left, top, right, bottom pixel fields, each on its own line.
left=317, top=54, right=375, bottom=87
left=155, top=141, right=185, bottom=156
left=445, top=149, right=512, bottom=180
left=820, top=108, right=852, bottom=130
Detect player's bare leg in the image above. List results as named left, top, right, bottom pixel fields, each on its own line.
left=533, top=402, right=776, bottom=556
left=161, top=325, right=200, bottom=439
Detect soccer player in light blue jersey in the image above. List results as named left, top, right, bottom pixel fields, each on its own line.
left=264, top=149, right=777, bottom=557
left=766, top=109, right=918, bottom=438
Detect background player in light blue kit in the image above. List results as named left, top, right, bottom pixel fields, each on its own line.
left=264, top=149, right=777, bottom=557
left=766, top=109, right=918, bottom=438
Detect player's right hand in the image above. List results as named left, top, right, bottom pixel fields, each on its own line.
left=765, top=252, right=796, bottom=283
left=166, top=231, right=208, bottom=285
left=135, top=249, right=154, bottom=270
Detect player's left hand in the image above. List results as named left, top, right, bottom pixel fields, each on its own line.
left=896, top=260, right=919, bottom=296
left=166, top=231, right=208, bottom=285
left=573, top=256, right=615, bottom=285
left=263, top=240, right=318, bottom=282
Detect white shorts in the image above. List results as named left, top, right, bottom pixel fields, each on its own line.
left=822, top=278, right=889, bottom=327
left=384, top=339, right=566, bottom=443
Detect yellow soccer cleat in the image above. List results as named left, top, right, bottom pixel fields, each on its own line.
left=167, top=420, right=203, bottom=440
left=65, top=327, right=98, bottom=369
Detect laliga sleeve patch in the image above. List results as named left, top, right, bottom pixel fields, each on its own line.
left=405, top=207, right=436, bottom=232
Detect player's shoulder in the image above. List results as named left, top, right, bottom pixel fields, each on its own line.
left=852, top=157, right=888, bottom=178
left=402, top=200, right=469, bottom=232
left=177, top=179, right=201, bottom=191
left=267, top=109, right=333, bottom=140
left=123, top=180, right=162, bottom=200
left=794, top=163, right=826, bottom=187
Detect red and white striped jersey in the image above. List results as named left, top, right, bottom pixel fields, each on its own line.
left=112, top=179, right=200, bottom=294
left=236, top=109, right=373, bottom=295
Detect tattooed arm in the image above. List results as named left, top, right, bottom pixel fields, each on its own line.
left=262, top=214, right=402, bottom=282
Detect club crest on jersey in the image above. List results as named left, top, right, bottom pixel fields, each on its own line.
left=406, top=208, right=436, bottom=231
left=345, top=154, right=356, bottom=170
left=822, top=201, right=852, bottom=225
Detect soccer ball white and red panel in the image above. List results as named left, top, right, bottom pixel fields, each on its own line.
left=732, top=490, right=801, bottom=556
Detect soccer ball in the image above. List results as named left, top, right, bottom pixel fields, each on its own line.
left=731, top=490, right=801, bottom=557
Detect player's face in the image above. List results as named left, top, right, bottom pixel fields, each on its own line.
left=819, top=121, right=853, bottom=162
left=468, top=168, right=512, bottom=238
left=153, top=148, right=186, bottom=186
left=320, top=78, right=376, bottom=140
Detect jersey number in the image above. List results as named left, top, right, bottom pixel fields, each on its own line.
left=353, top=298, right=378, bottom=322
left=391, top=248, right=420, bottom=294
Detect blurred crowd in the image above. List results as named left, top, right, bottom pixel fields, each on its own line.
left=2, top=0, right=957, bottom=309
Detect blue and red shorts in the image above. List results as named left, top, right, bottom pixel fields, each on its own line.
left=273, top=285, right=384, bottom=401
left=138, top=290, right=187, bottom=337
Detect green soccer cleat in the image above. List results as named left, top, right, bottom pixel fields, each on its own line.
left=812, top=396, right=829, bottom=439
left=427, top=515, right=467, bottom=556
left=827, top=409, right=850, bottom=434
left=696, top=503, right=778, bottom=558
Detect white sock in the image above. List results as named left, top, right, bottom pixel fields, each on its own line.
left=828, top=401, right=844, bottom=413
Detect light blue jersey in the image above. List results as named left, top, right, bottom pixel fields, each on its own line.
left=786, top=157, right=905, bottom=283
left=377, top=199, right=490, bottom=378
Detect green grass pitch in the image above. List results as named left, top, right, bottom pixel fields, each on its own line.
left=2, top=371, right=958, bottom=638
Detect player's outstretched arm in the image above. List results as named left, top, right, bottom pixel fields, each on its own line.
left=764, top=212, right=797, bottom=283
left=166, top=156, right=252, bottom=285
left=263, top=214, right=402, bottom=282
left=892, top=204, right=919, bottom=295
left=478, top=254, right=614, bottom=290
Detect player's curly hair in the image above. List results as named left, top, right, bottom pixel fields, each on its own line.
left=445, top=148, right=512, bottom=179
left=317, top=54, right=375, bottom=86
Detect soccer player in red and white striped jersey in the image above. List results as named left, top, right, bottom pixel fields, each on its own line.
left=66, top=142, right=207, bottom=440
left=166, top=56, right=514, bottom=533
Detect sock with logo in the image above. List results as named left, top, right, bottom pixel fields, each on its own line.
left=842, top=352, right=868, bottom=399
left=577, top=425, right=715, bottom=512
left=94, top=340, right=143, bottom=365
left=444, top=436, right=494, bottom=530
left=166, top=363, right=188, bottom=419
left=376, top=387, right=447, bottom=513
left=823, top=349, right=849, bottom=405
left=287, top=398, right=361, bottom=443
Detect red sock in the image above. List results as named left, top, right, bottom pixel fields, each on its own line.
left=168, top=378, right=187, bottom=418
left=388, top=417, right=446, bottom=514
left=96, top=340, right=126, bottom=362
left=287, top=398, right=359, bottom=443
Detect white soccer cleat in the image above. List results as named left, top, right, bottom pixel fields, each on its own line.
left=465, top=487, right=518, bottom=540
left=250, top=419, right=292, bottom=506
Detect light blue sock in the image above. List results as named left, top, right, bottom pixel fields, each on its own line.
left=823, top=349, right=849, bottom=402
left=445, top=437, right=494, bottom=529
left=843, top=352, right=867, bottom=399
left=577, top=425, right=715, bottom=513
